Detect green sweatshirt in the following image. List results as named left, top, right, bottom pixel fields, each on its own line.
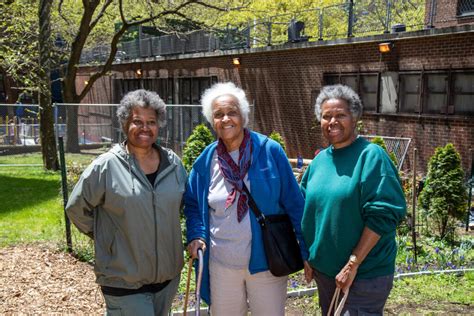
left=301, top=137, right=406, bottom=279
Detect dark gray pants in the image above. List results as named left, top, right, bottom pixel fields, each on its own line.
left=313, top=269, right=394, bottom=316
left=103, top=274, right=180, bottom=316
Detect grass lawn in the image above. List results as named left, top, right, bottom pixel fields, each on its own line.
left=0, top=152, right=98, bottom=247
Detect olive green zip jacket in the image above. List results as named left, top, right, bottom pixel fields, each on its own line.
left=66, top=143, right=186, bottom=289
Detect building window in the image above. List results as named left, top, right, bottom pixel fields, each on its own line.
left=425, top=73, right=448, bottom=114
left=379, top=72, right=398, bottom=114
left=453, top=72, right=474, bottom=115
left=322, top=73, right=377, bottom=112
left=323, top=70, right=474, bottom=116
left=360, top=75, right=378, bottom=112
left=399, top=74, right=421, bottom=113
left=339, top=75, right=358, bottom=91
left=457, top=0, right=474, bottom=16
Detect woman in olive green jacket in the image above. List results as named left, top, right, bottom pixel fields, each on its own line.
left=66, top=90, right=186, bottom=315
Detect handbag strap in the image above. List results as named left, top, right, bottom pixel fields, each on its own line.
left=242, top=183, right=266, bottom=227
left=327, top=287, right=350, bottom=316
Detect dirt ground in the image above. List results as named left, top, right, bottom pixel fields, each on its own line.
left=1, top=244, right=472, bottom=315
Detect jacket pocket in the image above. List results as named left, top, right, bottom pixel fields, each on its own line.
left=95, top=215, right=118, bottom=269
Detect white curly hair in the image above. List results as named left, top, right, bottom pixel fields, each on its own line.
left=201, top=82, right=250, bottom=127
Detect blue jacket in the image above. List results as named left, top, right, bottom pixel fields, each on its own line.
left=184, top=130, right=308, bottom=305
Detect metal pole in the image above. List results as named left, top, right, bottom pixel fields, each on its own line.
left=467, top=184, right=473, bottom=232
left=246, top=20, right=251, bottom=48
left=58, top=136, right=72, bottom=252
left=411, top=148, right=417, bottom=263
left=347, top=0, right=354, bottom=37
left=318, top=9, right=324, bottom=41
left=267, top=20, right=272, bottom=46
left=179, top=106, right=184, bottom=155
left=466, top=150, right=473, bottom=231
left=22, top=119, right=26, bottom=146
left=384, top=0, right=392, bottom=34
left=253, top=18, right=257, bottom=47
left=427, top=0, right=436, bottom=29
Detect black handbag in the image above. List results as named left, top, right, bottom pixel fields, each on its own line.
left=243, top=184, right=304, bottom=277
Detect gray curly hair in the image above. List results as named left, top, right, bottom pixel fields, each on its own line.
left=201, top=82, right=250, bottom=127
left=117, top=89, right=167, bottom=131
left=314, top=84, right=363, bottom=122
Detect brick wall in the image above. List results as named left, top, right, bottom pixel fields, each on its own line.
left=425, top=0, right=474, bottom=28
left=77, top=29, right=474, bottom=175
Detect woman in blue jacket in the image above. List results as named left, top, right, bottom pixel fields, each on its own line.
left=184, top=82, right=308, bottom=315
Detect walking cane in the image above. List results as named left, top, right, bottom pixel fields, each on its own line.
left=183, top=248, right=204, bottom=316
left=195, top=248, right=204, bottom=316
left=183, top=257, right=194, bottom=316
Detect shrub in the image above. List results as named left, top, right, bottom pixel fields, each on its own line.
left=182, top=124, right=215, bottom=172
left=371, top=136, right=398, bottom=167
left=268, top=130, right=286, bottom=153
left=419, top=143, right=467, bottom=240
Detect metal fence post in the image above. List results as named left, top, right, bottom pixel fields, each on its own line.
left=466, top=150, right=473, bottom=231
left=318, top=9, right=324, bottom=41
left=427, top=0, right=436, bottom=29
left=384, top=0, right=392, bottom=33
left=412, top=148, right=417, bottom=263
left=58, top=136, right=72, bottom=252
left=267, top=20, right=272, bottom=46
left=347, top=0, right=354, bottom=37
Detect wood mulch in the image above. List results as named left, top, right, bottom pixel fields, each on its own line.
left=0, top=244, right=104, bottom=314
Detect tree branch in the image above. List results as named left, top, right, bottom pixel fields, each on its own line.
left=89, top=0, right=113, bottom=30
left=79, top=0, right=249, bottom=100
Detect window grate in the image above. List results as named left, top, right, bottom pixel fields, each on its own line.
left=457, top=0, right=474, bottom=16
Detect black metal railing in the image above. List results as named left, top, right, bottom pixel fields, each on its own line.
left=79, top=0, right=426, bottom=64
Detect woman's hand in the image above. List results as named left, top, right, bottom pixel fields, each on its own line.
left=187, top=239, right=206, bottom=259
left=335, top=261, right=358, bottom=292
left=303, top=260, right=313, bottom=284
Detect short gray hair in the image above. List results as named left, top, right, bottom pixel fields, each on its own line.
left=117, top=89, right=167, bottom=131
left=314, top=84, right=363, bottom=122
left=201, top=82, right=250, bottom=127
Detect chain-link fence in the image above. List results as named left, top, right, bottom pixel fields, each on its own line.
left=361, top=134, right=412, bottom=171
left=0, top=104, right=41, bottom=146
left=0, top=103, right=255, bottom=156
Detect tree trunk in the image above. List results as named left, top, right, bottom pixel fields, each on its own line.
left=38, top=0, right=59, bottom=170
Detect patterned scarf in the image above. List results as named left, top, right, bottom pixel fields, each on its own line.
left=216, top=128, right=252, bottom=222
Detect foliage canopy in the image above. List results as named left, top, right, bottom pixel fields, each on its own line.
left=182, top=124, right=215, bottom=172
left=268, top=130, right=286, bottom=154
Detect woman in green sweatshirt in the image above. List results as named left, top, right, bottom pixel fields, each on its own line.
left=301, top=84, right=406, bottom=315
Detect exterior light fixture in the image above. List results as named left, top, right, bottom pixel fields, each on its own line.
left=84, top=80, right=89, bottom=85
left=379, top=42, right=393, bottom=53
left=136, top=69, right=142, bottom=76
left=232, top=57, right=241, bottom=66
